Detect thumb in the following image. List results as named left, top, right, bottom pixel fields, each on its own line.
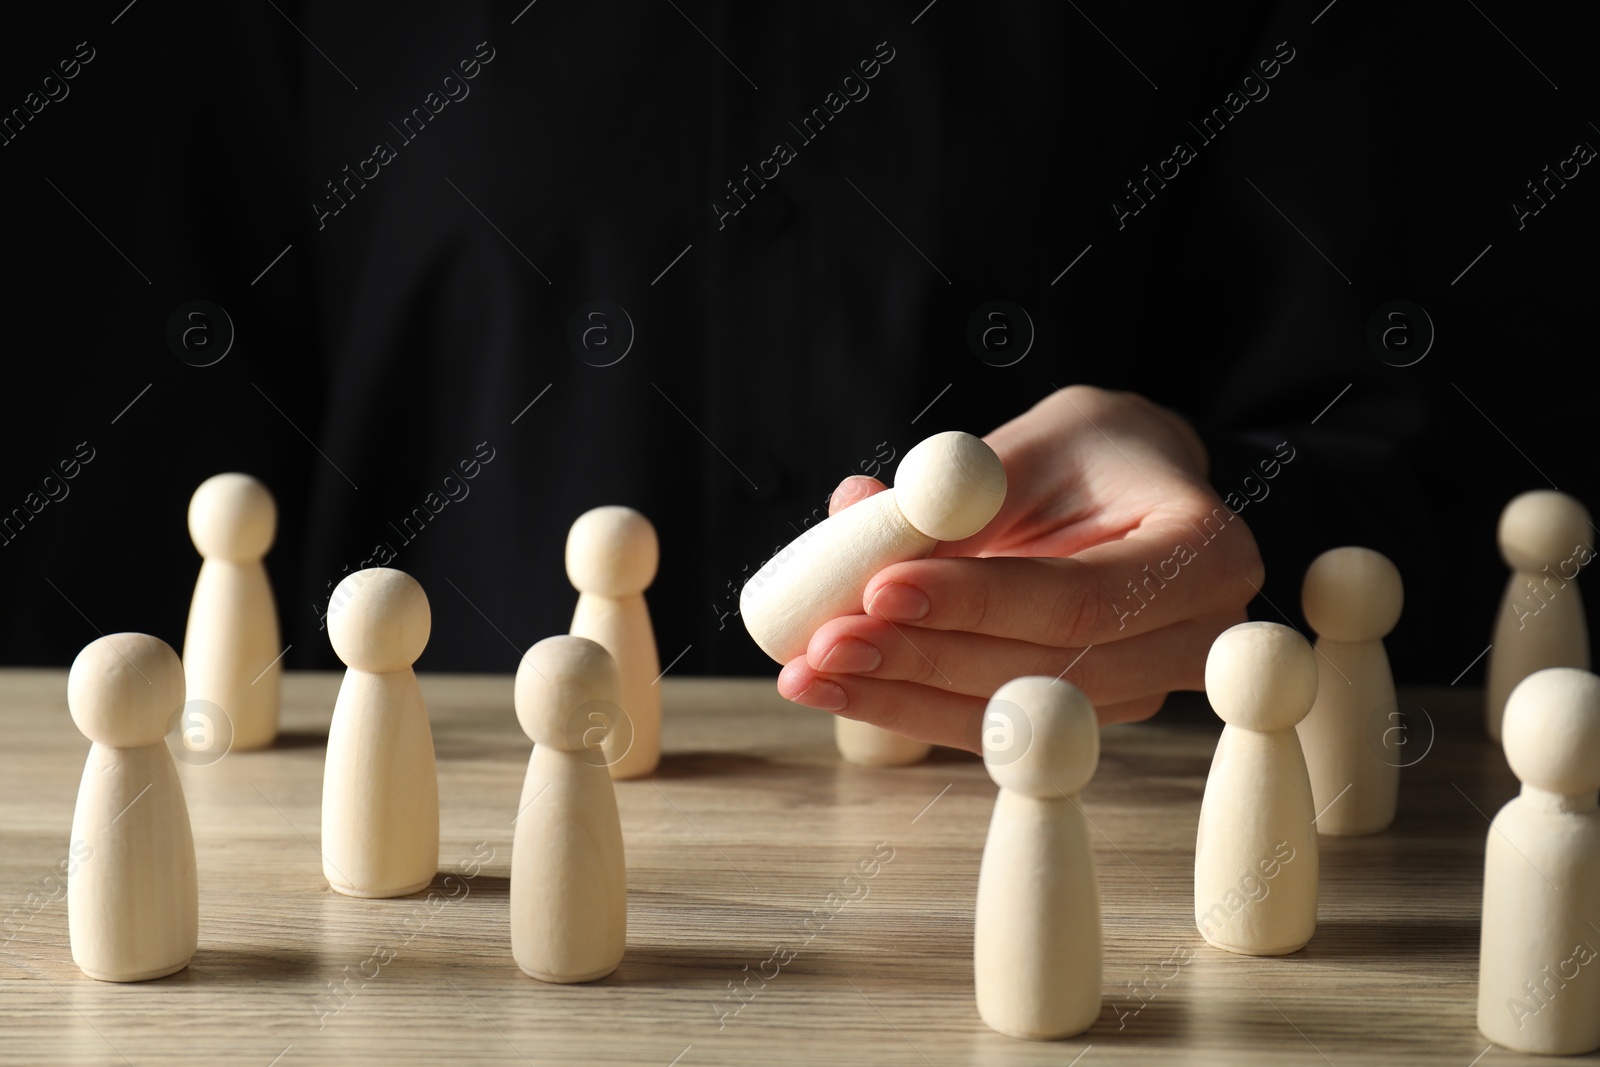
left=828, top=475, right=887, bottom=516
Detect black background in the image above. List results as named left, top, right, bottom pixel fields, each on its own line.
left=1, top=1, right=1595, bottom=687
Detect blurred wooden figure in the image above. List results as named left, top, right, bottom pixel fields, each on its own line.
left=512, top=636, right=627, bottom=983
left=1486, top=490, right=1591, bottom=742
left=1195, top=622, right=1319, bottom=955
left=67, top=633, right=197, bottom=981
left=835, top=716, right=931, bottom=767
left=1296, top=547, right=1404, bottom=835
left=322, top=568, right=439, bottom=898
left=1478, top=667, right=1600, bottom=1055
left=567, top=506, right=661, bottom=779
left=182, top=473, right=282, bottom=750
left=974, top=676, right=1102, bottom=1039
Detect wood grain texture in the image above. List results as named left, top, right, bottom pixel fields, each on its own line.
left=0, top=670, right=1579, bottom=1065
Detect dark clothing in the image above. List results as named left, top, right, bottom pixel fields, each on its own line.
left=2, top=2, right=1595, bottom=681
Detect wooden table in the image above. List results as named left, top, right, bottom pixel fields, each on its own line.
left=0, top=671, right=1575, bottom=1065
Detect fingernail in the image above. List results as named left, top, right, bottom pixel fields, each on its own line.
left=794, top=680, right=847, bottom=711
left=829, top=478, right=867, bottom=511
left=818, top=638, right=882, bottom=674
left=868, top=582, right=929, bottom=622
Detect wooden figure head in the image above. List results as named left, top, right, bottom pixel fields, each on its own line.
left=1301, top=546, right=1403, bottom=643
left=188, top=472, right=276, bottom=562
left=515, top=635, right=622, bottom=750
left=327, top=568, right=431, bottom=674
left=982, top=676, right=1099, bottom=798
left=1204, top=621, right=1318, bottom=732
left=68, top=633, right=185, bottom=748
left=894, top=431, right=1007, bottom=542
left=1498, top=490, right=1591, bottom=573
left=1504, top=667, right=1600, bottom=797
left=566, top=506, right=659, bottom=597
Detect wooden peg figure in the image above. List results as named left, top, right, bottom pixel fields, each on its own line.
left=1478, top=667, right=1600, bottom=1055
left=1195, top=622, right=1319, bottom=955
left=1486, top=491, right=1592, bottom=742
left=512, top=636, right=627, bottom=983
left=182, top=472, right=282, bottom=750
left=566, top=506, right=662, bottom=779
left=974, top=676, right=1102, bottom=1040
left=322, top=568, right=439, bottom=898
left=67, top=633, right=198, bottom=981
left=740, top=430, right=1007, bottom=767
left=1296, top=547, right=1404, bottom=835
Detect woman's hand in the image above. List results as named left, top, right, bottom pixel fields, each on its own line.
left=776, top=386, right=1264, bottom=752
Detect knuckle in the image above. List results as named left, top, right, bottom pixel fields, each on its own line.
left=902, top=637, right=946, bottom=687
left=1214, top=522, right=1266, bottom=601
left=1051, top=645, right=1100, bottom=699
left=950, top=573, right=995, bottom=634
left=1175, top=490, right=1264, bottom=602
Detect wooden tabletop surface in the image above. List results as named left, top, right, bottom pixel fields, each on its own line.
left=0, top=669, right=1579, bottom=1066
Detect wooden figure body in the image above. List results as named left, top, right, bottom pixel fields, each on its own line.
left=182, top=473, right=282, bottom=750
left=512, top=636, right=627, bottom=983
left=567, top=506, right=661, bottom=779
left=322, top=568, right=439, bottom=898
left=1195, top=622, right=1319, bottom=955
left=974, top=677, right=1102, bottom=1039
left=833, top=717, right=934, bottom=768
left=1486, top=490, right=1591, bottom=742
left=1478, top=667, right=1600, bottom=1055
left=740, top=431, right=1007, bottom=766
left=1296, top=547, right=1404, bottom=835
left=67, top=633, right=198, bottom=982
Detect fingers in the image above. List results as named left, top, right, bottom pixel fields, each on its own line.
left=1097, top=693, right=1168, bottom=725
left=777, top=659, right=988, bottom=751
left=863, top=497, right=1262, bottom=645
left=777, top=663, right=1179, bottom=754
left=828, top=475, right=886, bottom=516
left=804, top=609, right=1241, bottom=706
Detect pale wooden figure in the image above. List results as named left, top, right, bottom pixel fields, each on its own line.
left=182, top=473, right=282, bottom=750
left=1486, top=491, right=1592, bottom=742
left=67, top=633, right=197, bottom=982
left=322, top=568, right=439, bottom=898
left=1296, top=547, right=1403, bottom=835
left=1478, top=667, right=1600, bottom=1055
left=566, top=506, right=661, bottom=779
left=834, top=716, right=933, bottom=768
left=1195, top=621, right=1319, bottom=955
left=512, top=636, right=627, bottom=983
left=974, top=677, right=1101, bottom=1040
left=739, top=431, right=1007, bottom=766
